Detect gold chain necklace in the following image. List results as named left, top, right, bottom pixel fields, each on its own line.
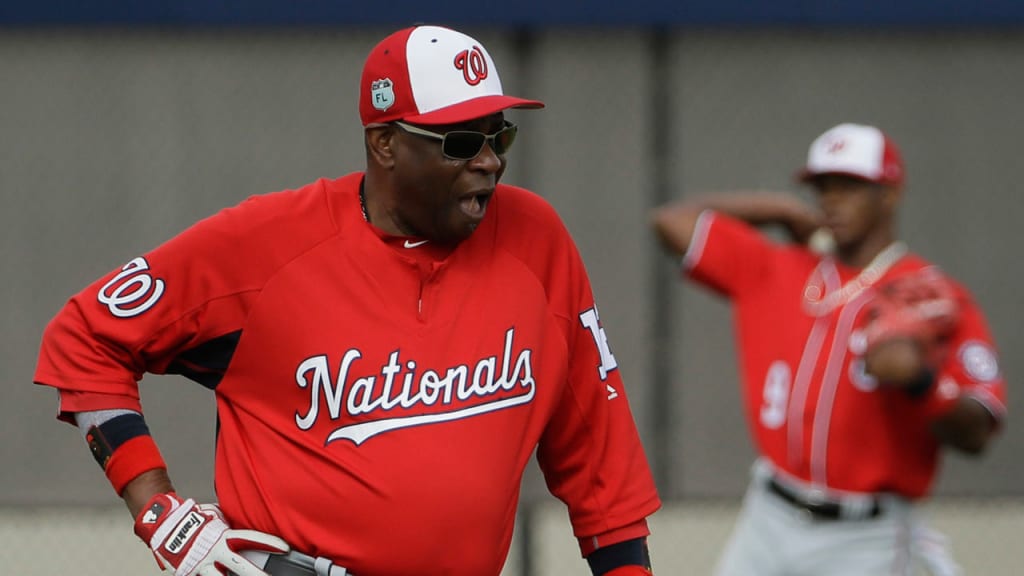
left=359, top=182, right=370, bottom=223
left=802, top=242, right=907, bottom=317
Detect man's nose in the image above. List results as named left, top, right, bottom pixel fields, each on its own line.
left=467, top=141, right=502, bottom=173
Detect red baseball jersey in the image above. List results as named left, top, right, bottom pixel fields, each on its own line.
left=684, top=211, right=1007, bottom=498
left=34, top=173, right=661, bottom=575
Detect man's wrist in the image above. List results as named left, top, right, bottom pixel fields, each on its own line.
left=122, top=469, right=175, bottom=518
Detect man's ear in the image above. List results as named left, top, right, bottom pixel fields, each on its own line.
left=881, top=184, right=903, bottom=210
left=365, top=125, right=396, bottom=169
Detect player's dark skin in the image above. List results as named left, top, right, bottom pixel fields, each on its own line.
left=810, top=174, right=897, bottom=268
left=651, top=178, right=996, bottom=454
left=363, top=112, right=507, bottom=245
left=123, top=469, right=175, bottom=518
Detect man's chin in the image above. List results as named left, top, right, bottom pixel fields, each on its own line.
left=432, top=223, right=477, bottom=246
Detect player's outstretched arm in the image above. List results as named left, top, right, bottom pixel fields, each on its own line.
left=862, top=271, right=1001, bottom=455
left=651, top=191, right=822, bottom=256
left=867, top=343, right=998, bottom=454
left=930, top=398, right=998, bottom=455
left=867, top=343, right=997, bottom=454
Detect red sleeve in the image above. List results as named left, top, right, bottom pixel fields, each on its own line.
left=683, top=210, right=779, bottom=299
left=578, top=519, right=651, bottom=557
left=531, top=211, right=661, bottom=550
left=921, top=285, right=1008, bottom=423
left=33, top=180, right=337, bottom=422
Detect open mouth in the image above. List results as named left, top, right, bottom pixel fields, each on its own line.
left=459, top=191, right=492, bottom=220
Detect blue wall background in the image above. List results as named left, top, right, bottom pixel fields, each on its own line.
left=4, top=0, right=1024, bottom=28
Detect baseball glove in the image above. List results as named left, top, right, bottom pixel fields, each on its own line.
left=862, top=266, right=960, bottom=370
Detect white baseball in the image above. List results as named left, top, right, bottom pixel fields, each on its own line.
left=808, top=228, right=836, bottom=255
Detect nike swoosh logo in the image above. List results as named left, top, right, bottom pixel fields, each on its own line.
left=404, top=240, right=429, bottom=248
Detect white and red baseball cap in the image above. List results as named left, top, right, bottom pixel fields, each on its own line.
left=359, top=25, right=544, bottom=126
left=797, top=123, right=905, bottom=186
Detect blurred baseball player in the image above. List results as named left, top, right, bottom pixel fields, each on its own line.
left=652, top=123, right=1007, bottom=576
left=34, top=25, right=661, bottom=576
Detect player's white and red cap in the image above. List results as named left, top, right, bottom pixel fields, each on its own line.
left=797, top=123, right=905, bottom=186
left=359, top=25, right=544, bottom=126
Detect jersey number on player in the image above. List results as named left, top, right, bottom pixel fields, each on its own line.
left=579, top=306, right=619, bottom=398
left=760, top=360, right=791, bottom=429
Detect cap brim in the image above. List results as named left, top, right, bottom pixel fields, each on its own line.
left=795, top=168, right=884, bottom=185
left=403, top=95, right=545, bottom=125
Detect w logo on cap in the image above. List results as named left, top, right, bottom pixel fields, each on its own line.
left=359, top=25, right=543, bottom=126
left=454, top=46, right=489, bottom=86
left=826, top=138, right=846, bottom=154
left=801, top=123, right=906, bottom=187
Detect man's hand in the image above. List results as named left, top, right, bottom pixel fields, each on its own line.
left=864, top=337, right=928, bottom=388
left=862, top=268, right=960, bottom=392
left=134, top=492, right=289, bottom=576
left=781, top=203, right=825, bottom=246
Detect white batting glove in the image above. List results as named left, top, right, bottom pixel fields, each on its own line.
left=134, top=492, right=290, bottom=576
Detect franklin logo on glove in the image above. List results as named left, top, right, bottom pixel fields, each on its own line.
left=165, top=511, right=204, bottom=554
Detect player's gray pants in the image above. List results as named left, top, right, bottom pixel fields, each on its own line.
left=713, top=459, right=961, bottom=576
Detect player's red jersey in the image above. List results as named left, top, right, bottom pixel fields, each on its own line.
left=34, top=173, right=660, bottom=575
left=684, top=211, right=1007, bottom=499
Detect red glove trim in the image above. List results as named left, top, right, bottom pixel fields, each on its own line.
left=578, top=519, right=651, bottom=556
left=106, top=435, right=167, bottom=495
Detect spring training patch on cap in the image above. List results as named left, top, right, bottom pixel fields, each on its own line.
left=371, top=78, right=394, bottom=112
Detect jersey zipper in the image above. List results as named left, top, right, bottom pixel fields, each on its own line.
left=416, top=260, right=444, bottom=323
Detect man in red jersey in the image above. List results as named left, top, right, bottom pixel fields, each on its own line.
left=652, top=123, right=1006, bottom=576
left=34, top=25, right=660, bottom=576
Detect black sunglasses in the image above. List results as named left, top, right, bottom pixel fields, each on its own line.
left=393, top=120, right=518, bottom=161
